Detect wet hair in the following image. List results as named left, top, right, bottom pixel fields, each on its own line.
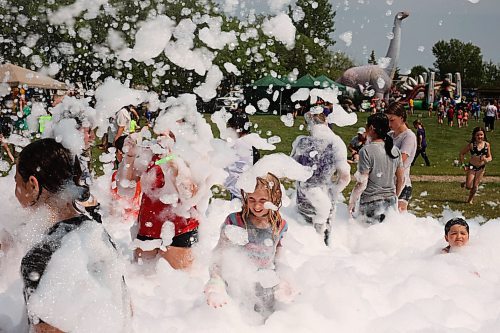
left=241, top=173, right=284, bottom=238
left=366, top=113, right=398, bottom=159
left=470, top=127, right=487, bottom=143
left=444, top=217, right=469, bottom=236
left=17, top=138, right=87, bottom=201
left=227, top=110, right=250, bottom=135
left=385, top=101, right=407, bottom=122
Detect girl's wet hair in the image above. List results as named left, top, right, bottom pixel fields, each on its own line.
left=241, top=172, right=283, bottom=237
left=366, top=113, right=398, bottom=159
left=17, top=138, right=88, bottom=201
left=444, top=217, right=469, bottom=235
left=470, top=127, right=487, bottom=143
left=385, top=101, right=408, bottom=121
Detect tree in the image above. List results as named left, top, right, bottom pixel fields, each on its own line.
left=409, top=65, right=428, bottom=79
left=324, top=51, right=355, bottom=80
left=292, top=0, right=336, bottom=48
left=481, top=61, right=500, bottom=88
left=432, top=39, right=483, bottom=88
left=368, top=50, right=377, bottom=65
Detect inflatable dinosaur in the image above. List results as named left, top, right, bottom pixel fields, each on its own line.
left=339, top=11, right=409, bottom=100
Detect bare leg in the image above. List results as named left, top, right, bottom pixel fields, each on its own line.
left=467, top=169, right=485, bottom=204
left=159, top=246, right=194, bottom=270
left=464, top=170, right=475, bottom=190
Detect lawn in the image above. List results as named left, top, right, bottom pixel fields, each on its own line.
left=231, top=110, right=500, bottom=177
left=206, top=110, right=500, bottom=220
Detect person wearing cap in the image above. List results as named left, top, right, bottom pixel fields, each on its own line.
left=348, top=127, right=367, bottom=163
left=442, top=218, right=469, bottom=253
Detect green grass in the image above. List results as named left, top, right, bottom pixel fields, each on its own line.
left=217, top=110, right=500, bottom=176
left=204, top=110, right=500, bottom=220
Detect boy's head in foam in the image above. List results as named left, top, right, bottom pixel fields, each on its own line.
left=444, top=218, right=469, bottom=249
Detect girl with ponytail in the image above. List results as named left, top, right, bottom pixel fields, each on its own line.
left=349, top=113, right=405, bottom=224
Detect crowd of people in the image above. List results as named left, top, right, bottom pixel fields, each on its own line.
left=435, top=97, right=499, bottom=131
left=0, top=93, right=494, bottom=331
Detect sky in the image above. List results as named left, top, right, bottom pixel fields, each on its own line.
left=222, top=0, right=500, bottom=75
left=332, top=0, right=500, bottom=73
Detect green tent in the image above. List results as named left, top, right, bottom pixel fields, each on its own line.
left=315, top=74, right=347, bottom=91
left=252, top=75, right=287, bottom=87
left=291, top=74, right=320, bottom=88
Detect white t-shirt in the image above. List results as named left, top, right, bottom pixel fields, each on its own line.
left=389, top=128, right=417, bottom=187
left=486, top=105, right=497, bottom=117
left=116, top=108, right=131, bottom=135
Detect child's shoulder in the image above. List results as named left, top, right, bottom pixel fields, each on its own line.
left=224, top=212, right=245, bottom=228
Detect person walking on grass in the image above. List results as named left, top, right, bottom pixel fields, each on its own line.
left=411, top=120, right=430, bottom=166
left=459, top=127, right=493, bottom=204
left=484, top=100, right=497, bottom=132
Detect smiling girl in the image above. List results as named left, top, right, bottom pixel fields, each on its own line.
left=459, top=127, right=492, bottom=204
left=205, top=173, right=288, bottom=319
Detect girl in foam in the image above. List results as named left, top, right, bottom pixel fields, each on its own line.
left=349, top=113, right=404, bottom=224
left=291, top=107, right=350, bottom=245
left=458, top=127, right=492, bottom=204
left=384, top=101, right=417, bottom=212
left=205, top=173, right=289, bottom=319
left=15, top=138, right=129, bottom=332
left=442, top=217, right=469, bottom=253
left=123, top=130, right=200, bottom=270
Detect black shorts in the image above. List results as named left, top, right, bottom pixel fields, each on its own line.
left=468, top=163, right=486, bottom=172
left=137, top=228, right=199, bottom=248
left=398, top=186, right=412, bottom=202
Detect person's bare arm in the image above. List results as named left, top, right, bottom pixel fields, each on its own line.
left=348, top=172, right=369, bottom=215
left=459, top=143, right=471, bottom=170
left=484, top=142, right=493, bottom=163
left=395, top=166, right=404, bottom=197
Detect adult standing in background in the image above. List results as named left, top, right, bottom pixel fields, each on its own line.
left=348, top=127, right=367, bottom=164
left=385, top=102, right=417, bottom=212
left=484, top=100, right=497, bottom=132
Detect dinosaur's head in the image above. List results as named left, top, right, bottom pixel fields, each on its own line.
left=396, top=11, right=409, bottom=20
